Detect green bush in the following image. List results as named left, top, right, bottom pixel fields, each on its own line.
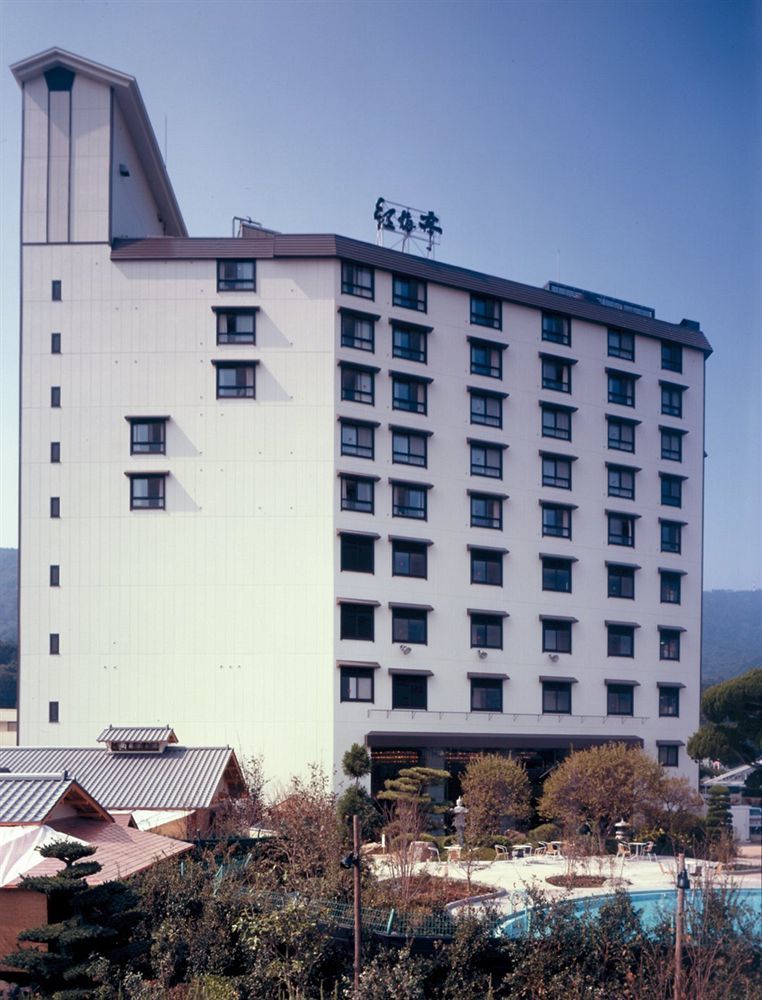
left=527, top=822, right=561, bottom=845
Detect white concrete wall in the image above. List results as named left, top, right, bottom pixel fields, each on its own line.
left=110, top=100, right=164, bottom=239
left=70, top=75, right=111, bottom=243
left=21, top=76, right=49, bottom=244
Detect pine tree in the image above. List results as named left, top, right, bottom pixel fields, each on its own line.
left=337, top=743, right=381, bottom=840
left=705, top=784, right=734, bottom=837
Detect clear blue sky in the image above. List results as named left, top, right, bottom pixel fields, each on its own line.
left=0, top=0, right=760, bottom=589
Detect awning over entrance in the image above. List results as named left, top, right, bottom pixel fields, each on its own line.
left=366, top=732, right=643, bottom=752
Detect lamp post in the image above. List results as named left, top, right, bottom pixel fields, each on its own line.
left=674, top=852, right=690, bottom=1000
left=340, top=815, right=362, bottom=996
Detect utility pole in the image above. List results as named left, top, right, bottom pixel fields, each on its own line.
left=674, top=852, right=690, bottom=1000
left=353, top=814, right=361, bottom=996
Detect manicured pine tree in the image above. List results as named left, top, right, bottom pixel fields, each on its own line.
left=705, top=784, right=734, bottom=838
left=336, top=743, right=382, bottom=840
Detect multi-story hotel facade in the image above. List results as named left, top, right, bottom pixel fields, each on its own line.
left=12, top=49, right=711, bottom=792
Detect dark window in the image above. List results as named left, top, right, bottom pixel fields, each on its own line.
left=341, top=312, right=375, bottom=352
left=340, top=534, right=374, bottom=573
left=392, top=540, right=427, bottom=578
left=608, top=564, right=635, bottom=599
left=50, top=564, right=60, bottom=586
left=661, top=474, right=683, bottom=508
left=608, top=372, right=636, bottom=407
left=392, top=429, right=427, bottom=467
left=393, top=274, right=426, bottom=312
left=608, top=329, right=634, bottom=361
left=471, top=295, right=502, bottom=329
left=661, top=429, right=683, bottom=462
left=342, top=262, right=374, bottom=299
left=49, top=633, right=59, bottom=655
left=130, top=419, right=166, bottom=455
left=470, top=340, right=502, bottom=378
left=542, top=619, right=572, bottom=653
left=217, top=259, right=255, bottom=291
left=470, top=391, right=502, bottom=427
left=392, top=608, right=428, bottom=644
left=607, top=684, right=634, bottom=716
left=658, top=744, right=679, bottom=767
left=471, top=678, right=503, bottom=712
left=340, top=421, right=374, bottom=459
left=216, top=310, right=256, bottom=344
left=542, top=557, right=572, bottom=592
left=340, top=603, right=374, bottom=640
left=661, top=383, right=684, bottom=418
left=470, top=613, right=503, bottom=649
left=51, top=280, right=62, bottom=301
left=392, top=674, right=427, bottom=710
left=661, top=342, right=683, bottom=373
left=50, top=441, right=60, bottom=463
left=51, top=332, right=61, bottom=354
left=542, top=405, right=572, bottom=441
left=608, top=418, right=636, bottom=453
left=659, top=629, right=681, bottom=661
left=608, top=513, right=635, bottom=547
left=340, top=666, right=374, bottom=702
left=660, top=571, right=682, bottom=604
left=51, top=386, right=61, bottom=408
left=471, top=549, right=503, bottom=586
left=659, top=687, right=680, bottom=717
left=608, top=625, right=635, bottom=657
left=130, top=474, right=166, bottom=510
left=542, top=455, right=572, bottom=490
left=341, top=476, right=374, bottom=513
left=392, top=375, right=427, bottom=414
left=341, top=366, right=375, bottom=405
left=542, top=313, right=570, bottom=346
left=542, top=504, right=571, bottom=539
left=542, top=357, right=572, bottom=393
left=216, top=362, right=256, bottom=398
left=392, top=324, right=427, bottom=363
left=470, top=443, right=503, bottom=479
left=471, top=494, right=503, bottom=529
left=607, top=465, right=636, bottom=500
left=50, top=497, right=60, bottom=518
left=660, top=520, right=682, bottom=554
left=392, top=484, right=427, bottom=520
left=543, top=681, right=571, bottom=714
left=49, top=701, right=59, bottom=723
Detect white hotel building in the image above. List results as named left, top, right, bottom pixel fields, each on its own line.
left=12, top=49, right=711, bottom=793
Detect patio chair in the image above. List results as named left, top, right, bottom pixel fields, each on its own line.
left=641, top=841, right=657, bottom=862
left=494, top=843, right=511, bottom=861
left=534, top=841, right=548, bottom=856
left=616, top=842, right=632, bottom=860
left=545, top=842, right=561, bottom=858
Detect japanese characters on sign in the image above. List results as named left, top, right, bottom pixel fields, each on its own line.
left=373, top=198, right=442, bottom=254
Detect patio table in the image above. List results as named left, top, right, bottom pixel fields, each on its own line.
left=628, top=841, right=648, bottom=857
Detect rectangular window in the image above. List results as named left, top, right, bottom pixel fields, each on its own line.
left=51, top=280, right=62, bottom=301
left=659, top=629, right=681, bottom=661
left=542, top=504, right=572, bottom=539
left=392, top=375, right=427, bottom=414
left=659, top=687, right=680, bottom=717
left=542, top=557, right=572, bottom=593
left=340, top=666, right=375, bottom=702
left=50, top=564, right=60, bottom=587
left=392, top=540, right=427, bottom=578
left=542, top=454, right=572, bottom=490
left=341, top=311, right=375, bottom=352
left=51, top=332, right=61, bottom=354
left=542, top=313, right=570, bottom=346
left=608, top=564, right=635, bottom=599
left=607, top=329, right=634, bottom=361
left=470, top=494, right=503, bottom=529
left=51, top=386, right=61, bottom=408
left=661, top=474, right=683, bottom=508
left=392, top=674, right=427, bottom=710
left=470, top=340, right=503, bottom=378
left=608, top=372, right=636, bottom=407
left=470, top=613, right=503, bottom=649
left=543, top=681, right=571, bottom=714
left=541, top=404, right=572, bottom=441
left=392, top=323, right=427, bottom=363
left=340, top=534, right=375, bottom=573
left=658, top=744, right=679, bottom=767
left=392, top=429, right=427, bottom=467
left=392, top=483, right=427, bottom=520
left=661, top=342, right=683, bottom=373
left=342, top=261, right=374, bottom=299
left=216, top=309, right=256, bottom=344
left=217, top=259, right=255, bottom=291
left=471, top=678, right=503, bottom=712
left=393, top=274, right=426, bottom=312
left=661, top=383, right=684, bottom=418
left=470, top=390, right=503, bottom=428
left=49, top=701, right=60, bottom=723
left=608, top=513, right=635, bottom=547
left=470, top=295, right=502, bottom=329
left=130, top=419, right=166, bottom=455
left=607, top=625, right=635, bottom=657
left=216, top=362, right=256, bottom=398
left=660, top=571, right=682, bottom=604
left=340, top=603, right=375, bottom=640
left=392, top=608, right=428, bottom=644
left=607, top=684, right=634, bottom=716
left=542, top=619, right=572, bottom=653
left=50, top=442, right=60, bottom=463
left=661, top=429, right=683, bottom=462
left=50, top=497, right=60, bottom=518
left=607, top=417, right=636, bottom=453
left=340, top=365, right=375, bottom=405
left=340, top=421, right=374, bottom=459
left=470, top=442, right=503, bottom=479
left=607, top=465, right=636, bottom=500
left=660, top=520, right=682, bottom=554
left=49, top=633, right=60, bottom=655
left=340, top=476, right=374, bottom=514
left=471, top=548, right=503, bottom=586
left=541, top=357, right=572, bottom=393
left=130, top=474, right=166, bottom=510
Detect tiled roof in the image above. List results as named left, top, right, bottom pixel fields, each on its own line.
left=0, top=773, right=109, bottom=825
left=96, top=725, right=178, bottom=744
left=0, top=747, right=241, bottom=811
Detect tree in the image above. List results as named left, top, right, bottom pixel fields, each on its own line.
left=705, top=785, right=733, bottom=838
left=687, top=667, right=762, bottom=768
left=337, top=743, right=381, bottom=840
left=377, top=765, right=450, bottom=821
left=650, top=775, right=704, bottom=852
left=460, top=753, right=532, bottom=842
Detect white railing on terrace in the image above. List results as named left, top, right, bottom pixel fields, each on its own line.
left=366, top=709, right=649, bottom=726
